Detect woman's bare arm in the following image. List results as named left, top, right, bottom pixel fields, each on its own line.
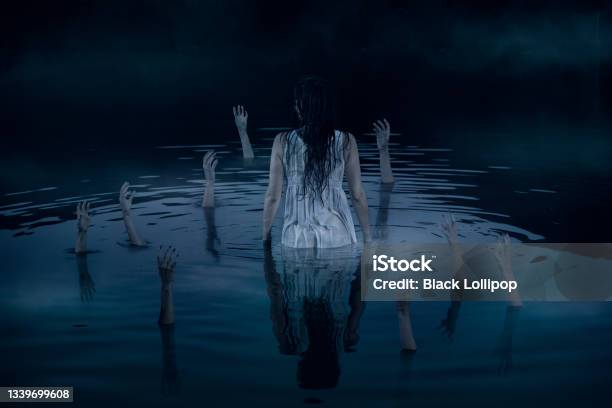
left=262, top=134, right=285, bottom=241
left=344, top=133, right=371, bottom=242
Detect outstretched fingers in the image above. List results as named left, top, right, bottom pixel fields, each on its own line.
left=76, top=200, right=91, bottom=218
left=120, top=181, right=130, bottom=196
left=373, top=120, right=383, bottom=133
left=203, top=151, right=217, bottom=169
left=233, top=105, right=247, bottom=118
left=158, top=245, right=178, bottom=270
left=441, top=213, right=455, bottom=232
left=203, top=150, right=214, bottom=166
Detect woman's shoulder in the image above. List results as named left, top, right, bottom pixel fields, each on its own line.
left=272, top=130, right=294, bottom=151
left=274, top=130, right=290, bottom=140
left=334, top=130, right=355, bottom=146
left=334, top=129, right=354, bottom=137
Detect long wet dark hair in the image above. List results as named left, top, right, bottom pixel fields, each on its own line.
left=291, top=76, right=343, bottom=200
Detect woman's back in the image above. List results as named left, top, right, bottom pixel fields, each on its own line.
left=281, top=130, right=357, bottom=248
left=261, top=76, right=370, bottom=247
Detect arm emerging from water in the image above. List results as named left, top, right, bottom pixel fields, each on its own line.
left=262, top=134, right=285, bottom=242
left=202, top=150, right=218, bottom=208
left=494, top=234, right=523, bottom=307
left=233, top=105, right=254, bottom=159
left=120, top=182, right=146, bottom=246
left=344, top=133, right=371, bottom=243
left=373, top=119, right=394, bottom=183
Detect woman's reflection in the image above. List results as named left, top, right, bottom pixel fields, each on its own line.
left=263, top=244, right=363, bottom=389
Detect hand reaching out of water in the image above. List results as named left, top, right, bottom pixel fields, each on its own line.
left=493, top=234, right=522, bottom=306
left=158, top=245, right=178, bottom=286
left=75, top=201, right=91, bottom=254
left=233, top=105, right=254, bottom=159
left=203, top=150, right=218, bottom=181
left=373, top=119, right=390, bottom=150
left=119, top=182, right=135, bottom=216
left=442, top=214, right=465, bottom=287
left=441, top=214, right=458, bottom=246
left=373, top=118, right=394, bottom=183
left=493, top=234, right=512, bottom=274
left=119, top=181, right=146, bottom=246
left=202, top=151, right=218, bottom=207
left=233, top=105, right=248, bottom=133
left=76, top=201, right=91, bottom=232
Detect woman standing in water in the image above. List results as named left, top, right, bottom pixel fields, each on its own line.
left=262, top=76, right=371, bottom=247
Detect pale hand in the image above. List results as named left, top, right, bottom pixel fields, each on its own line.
left=233, top=105, right=248, bottom=134
left=119, top=181, right=135, bottom=215
left=157, top=245, right=178, bottom=286
left=493, top=234, right=513, bottom=273
left=373, top=119, right=391, bottom=150
left=202, top=150, right=218, bottom=182
left=76, top=201, right=91, bottom=232
left=441, top=213, right=458, bottom=246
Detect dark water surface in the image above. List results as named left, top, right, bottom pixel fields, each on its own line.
left=1, top=133, right=611, bottom=407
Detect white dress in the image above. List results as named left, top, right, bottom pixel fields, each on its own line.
left=281, top=130, right=357, bottom=248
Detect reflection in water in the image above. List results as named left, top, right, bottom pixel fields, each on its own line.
left=158, top=246, right=178, bottom=325
left=435, top=301, right=522, bottom=375
left=159, top=324, right=180, bottom=395
left=2, top=139, right=610, bottom=406
left=374, top=182, right=394, bottom=241
left=344, top=270, right=366, bottom=352
left=437, top=301, right=461, bottom=341
left=157, top=245, right=180, bottom=395
left=393, top=349, right=418, bottom=406
left=76, top=254, right=95, bottom=302
left=375, top=182, right=417, bottom=350
left=203, top=207, right=221, bottom=260
left=496, top=305, right=521, bottom=375
left=436, top=246, right=522, bottom=373
left=263, top=245, right=362, bottom=389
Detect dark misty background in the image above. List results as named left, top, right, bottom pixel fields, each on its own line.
left=1, top=0, right=611, bottom=150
